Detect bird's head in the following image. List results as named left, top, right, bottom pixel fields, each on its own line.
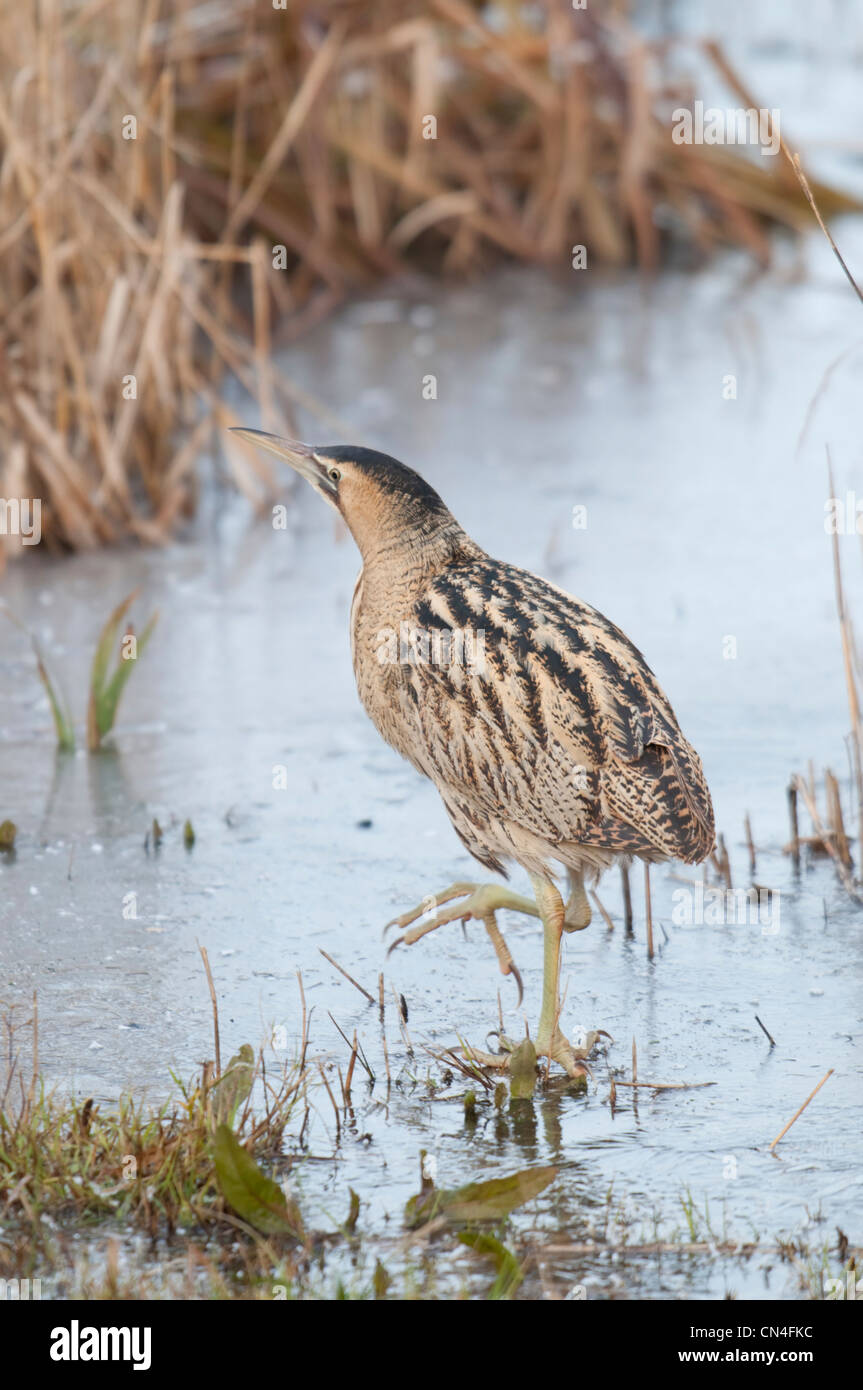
left=230, top=430, right=461, bottom=561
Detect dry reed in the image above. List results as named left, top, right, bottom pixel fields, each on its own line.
left=1, top=1, right=855, bottom=563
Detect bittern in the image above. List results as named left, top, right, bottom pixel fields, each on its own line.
left=232, top=430, right=715, bottom=1077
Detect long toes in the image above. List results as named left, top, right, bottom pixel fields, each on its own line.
left=384, top=885, right=477, bottom=935
left=384, top=907, right=424, bottom=934
left=386, top=904, right=474, bottom=954
left=540, top=1030, right=596, bottom=1078
left=568, top=1027, right=614, bottom=1058
left=562, top=1055, right=592, bottom=1080
left=552, top=1038, right=592, bottom=1078
left=383, top=905, right=448, bottom=937
left=461, top=1041, right=511, bottom=1070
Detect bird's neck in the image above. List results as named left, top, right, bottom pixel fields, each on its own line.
left=353, top=515, right=483, bottom=614
left=353, top=513, right=482, bottom=582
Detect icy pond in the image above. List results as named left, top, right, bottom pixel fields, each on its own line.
left=2, top=226, right=863, bottom=1296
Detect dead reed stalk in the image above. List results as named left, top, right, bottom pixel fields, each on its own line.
left=1, top=1, right=853, bottom=562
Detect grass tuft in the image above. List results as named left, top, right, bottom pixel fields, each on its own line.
left=86, top=588, right=159, bottom=751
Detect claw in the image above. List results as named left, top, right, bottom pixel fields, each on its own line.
left=509, top=960, right=524, bottom=1009
left=381, top=881, right=533, bottom=1009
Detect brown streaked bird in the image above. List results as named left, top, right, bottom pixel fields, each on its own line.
left=231, top=430, right=715, bottom=1076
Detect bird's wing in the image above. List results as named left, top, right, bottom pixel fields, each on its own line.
left=395, top=558, right=714, bottom=864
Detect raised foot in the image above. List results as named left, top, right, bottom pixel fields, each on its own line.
left=385, top=881, right=539, bottom=1007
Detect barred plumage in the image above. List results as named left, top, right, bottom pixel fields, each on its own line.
left=351, top=533, right=714, bottom=884
left=232, top=428, right=715, bottom=1076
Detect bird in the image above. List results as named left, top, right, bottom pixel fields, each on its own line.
left=231, top=430, right=715, bottom=1076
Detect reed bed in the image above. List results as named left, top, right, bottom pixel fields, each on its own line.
left=1, top=0, right=855, bottom=562
left=787, top=482, right=863, bottom=903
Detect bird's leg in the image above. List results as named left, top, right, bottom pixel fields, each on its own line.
left=563, top=868, right=592, bottom=932
left=386, top=881, right=539, bottom=1005
left=531, top=874, right=594, bottom=1077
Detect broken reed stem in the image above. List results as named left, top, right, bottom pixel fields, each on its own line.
left=328, top=1012, right=374, bottom=1086
left=827, top=446, right=863, bottom=876
left=755, top=1014, right=776, bottom=1047
left=198, top=943, right=221, bottom=1077
left=344, top=1031, right=359, bottom=1101
left=744, top=813, right=756, bottom=876
left=824, top=768, right=852, bottom=867
left=427, top=1043, right=494, bottom=1092
left=317, top=1060, right=342, bottom=1141
left=631, top=1036, right=637, bottom=1086
left=794, top=773, right=863, bottom=901
left=644, top=864, right=654, bottom=959
left=391, top=984, right=414, bottom=1056
left=620, top=862, right=633, bottom=930
left=377, top=971, right=391, bottom=1086
left=297, top=969, right=309, bottom=1071
left=783, top=150, right=863, bottom=307
left=717, top=833, right=732, bottom=889
left=319, top=948, right=375, bottom=1005
left=787, top=781, right=801, bottom=869
left=590, top=888, right=615, bottom=931
left=382, top=1019, right=391, bottom=1088
left=769, top=1068, right=834, bottom=1151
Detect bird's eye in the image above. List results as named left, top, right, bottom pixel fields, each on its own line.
left=328, top=466, right=341, bottom=483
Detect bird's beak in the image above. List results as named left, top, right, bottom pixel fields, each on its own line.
left=229, top=428, right=335, bottom=494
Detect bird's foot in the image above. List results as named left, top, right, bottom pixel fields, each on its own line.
left=537, top=1025, right=606, bottom=1079
left=461, top=1026, right=611, bottom=1080
left=386, top=881, right=538, bottom=1007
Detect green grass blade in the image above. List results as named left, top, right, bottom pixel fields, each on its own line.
left=95, top=609, right=158, bottom=739
left=35, top=650, right=76, bottom=751
left=90, top=589, right=138, bottom=700
left=87, top=589, right=139, bottom=749
left=1, top=607, right=76, bottom=751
